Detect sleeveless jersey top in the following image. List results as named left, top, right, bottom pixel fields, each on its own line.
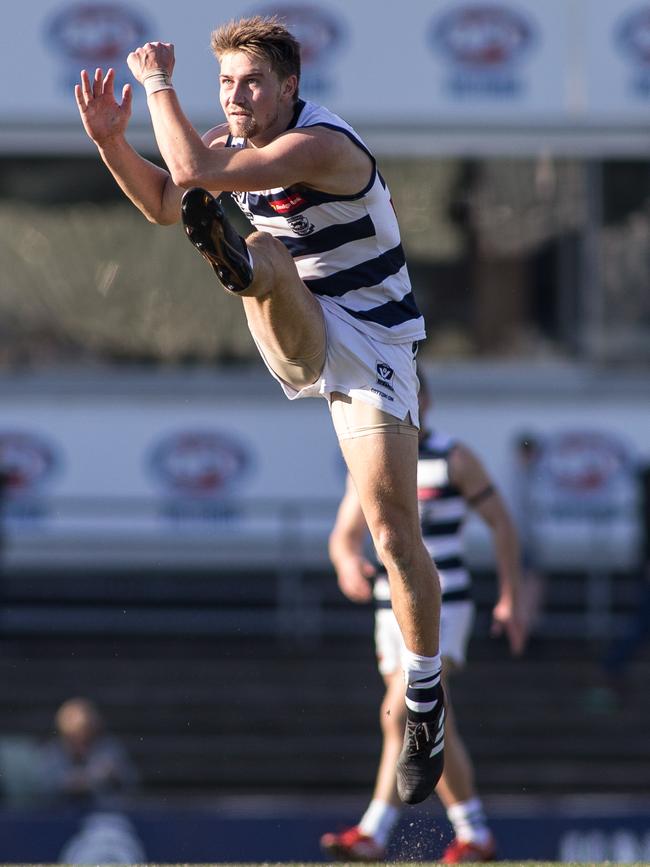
left=226, top=99, right=425, bottom=345
left=374, top=430, right=472, bottom=607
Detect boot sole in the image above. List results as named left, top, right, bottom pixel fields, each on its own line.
left=181, top=188, right=252, bottom=293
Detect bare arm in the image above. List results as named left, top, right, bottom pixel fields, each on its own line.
left=97, top=135, right=182, bottom=226
left=329, top=474, right=375, bottom=603
left=148, top=98, right=360, bottom=193
left=127, top=42, right=371, bottom=194
left=75, top=67, right=187, bottom=224
left=450, top=443, right=527, bottom=655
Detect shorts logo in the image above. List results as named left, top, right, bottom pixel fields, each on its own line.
left=287, top=214, right=315, bottom=236
left=376, top=361, right=395, bottom=391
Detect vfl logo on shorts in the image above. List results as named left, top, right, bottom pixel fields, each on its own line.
left=376, top=361, right=395, bottom=392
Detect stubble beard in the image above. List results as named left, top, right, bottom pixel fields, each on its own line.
left=229, top=115, right=258, bottom=140
left=228, top=107, right=280, bottom=142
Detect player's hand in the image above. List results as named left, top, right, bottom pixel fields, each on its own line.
left=75, top=68, right=132, bottom=146
left=491, top=595, right=527, bottom=656
left=336, top=555, right=375, bottom=603
left=127, top=41, right=175, bottom=84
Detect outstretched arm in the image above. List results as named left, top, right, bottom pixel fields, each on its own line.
left=329, top=474, right=376, bottom=603
left=450, top=443, right=527, bottom=656
left=126, top=42, right=371, bottom=195
left=75, top=66, right=183, bottom=224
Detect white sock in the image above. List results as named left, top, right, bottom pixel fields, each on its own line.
left=402, top=648, right=442, bottom=717
left=358, top=799, right=400, bottom=847
left=447, top=797, right=492, bottom=846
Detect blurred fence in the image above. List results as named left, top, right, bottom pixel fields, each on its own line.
left=0, top=202, right=255, bottom=365
left=0, top=492, right=643, bottom=643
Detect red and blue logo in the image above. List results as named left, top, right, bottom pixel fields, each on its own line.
left=541, top=431, right=632, bottom=495
left=46, top=2, right=149, bottom=63
left=0, top=431, right=59, bottom=493
left=45, top=2, right=151, bottom=93
left=616, top=5, right=650, bottom=68
left=430, top=3, right=536, bottom=70
left=149, top=430, right=251, bottom=497
left=248, top=3, right=345, bottom=96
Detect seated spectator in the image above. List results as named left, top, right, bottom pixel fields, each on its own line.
left=39, top=697, right=139, bottom=809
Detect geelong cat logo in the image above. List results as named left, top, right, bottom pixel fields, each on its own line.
left=287, top=214, right=315, bottom=236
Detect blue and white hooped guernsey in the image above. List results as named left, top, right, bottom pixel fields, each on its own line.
left=416, top=430, right=471, bottom=601
left=226, top=99, right=426, bottom=345
left=374, top=430, right=472, bottom=605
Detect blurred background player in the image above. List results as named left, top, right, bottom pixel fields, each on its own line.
left=595, top=462, right=650, bottom=707
left=321, top=372, right=527, bottom=863
left=512, top=432, right=547, bottom=639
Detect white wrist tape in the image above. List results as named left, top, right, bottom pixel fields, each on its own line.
left=142, top=69, right=174, bottom=96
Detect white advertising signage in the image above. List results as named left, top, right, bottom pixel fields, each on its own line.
left=1, top=380, right=648, bottom=571
left=0, top=395, right=344, bottom=568
left=525, top=430, right=641, bottom=569
left=417, top=0, right=571, bottom=121
left=585, top=0, right=650, bottom=118
left=2, top=0, right=650, bottom=155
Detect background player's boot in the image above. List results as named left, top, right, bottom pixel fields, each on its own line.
left=396, top=689, right=445, bottom=804
left=441, top=833, right=497, bottom=863
left=320, top=825, right=386, bottom=862
left=181, top=187, right=253, bottom=293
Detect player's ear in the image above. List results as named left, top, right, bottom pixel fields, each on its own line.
left=282, top=74, right=298, bottom=100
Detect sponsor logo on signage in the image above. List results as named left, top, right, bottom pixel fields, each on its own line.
left=429, top=3, right=537, bottom=97
left=615, top=6, right=650, bottom=97
left=528, top=430, right=637, bottom=529
left=46, top=2, right=150, bottom=92
left=0, top=431, right=59, bottom=493
left=561, top=827, right=650, bottom=863
left=149, top=430, right=250, bottom=497
left=248, top=3, right=344, bottom=96
left=542, top=431, right=629, bottom=495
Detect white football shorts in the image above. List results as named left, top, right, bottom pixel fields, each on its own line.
left=253, top=295, right=421, bottom=426
left=373, top=576, right=475, bottom=675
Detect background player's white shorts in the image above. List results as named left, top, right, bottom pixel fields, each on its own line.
left=374, top=597, right=475, bottom=676
left=254, top=295, right=422, bottom=425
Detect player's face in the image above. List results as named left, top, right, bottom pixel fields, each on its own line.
left=219, top=51, right=293, bottom=142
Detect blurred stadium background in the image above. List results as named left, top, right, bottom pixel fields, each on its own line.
left=1, top=0, right=649, bottom=863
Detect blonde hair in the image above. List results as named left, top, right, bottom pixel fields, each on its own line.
left=211, top=16, right=301, bottom=98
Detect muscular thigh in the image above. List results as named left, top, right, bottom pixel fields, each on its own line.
left=242, top=233, right=326, bottom=387
left=337, top=403, right=420, bottom=535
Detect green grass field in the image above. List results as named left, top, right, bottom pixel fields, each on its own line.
left=20, top=862, right=650, bottom=867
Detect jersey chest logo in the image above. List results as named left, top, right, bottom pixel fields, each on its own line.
left=287, top=214, right=315, bottom=236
